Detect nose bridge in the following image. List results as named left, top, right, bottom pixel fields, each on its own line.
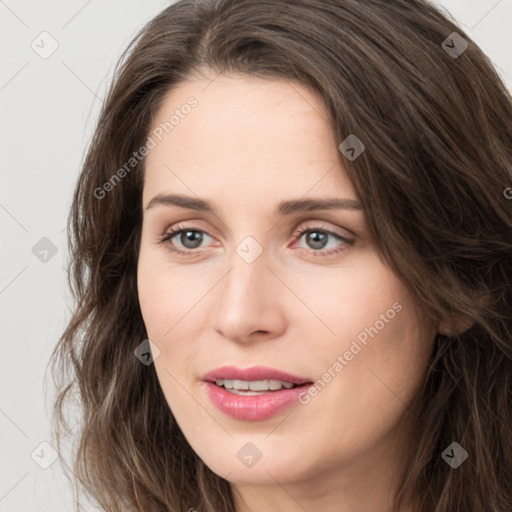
left=217, top=243, right=268, bottom=318
left=221, top=231, right=268, bottom=298
left=212, top=236, right=285, bottom=341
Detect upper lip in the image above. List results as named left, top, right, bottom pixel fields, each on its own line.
left=202, top=365, right=313, bottom=385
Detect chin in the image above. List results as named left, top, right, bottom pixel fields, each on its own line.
left=198, top=444, right=316, bottom=486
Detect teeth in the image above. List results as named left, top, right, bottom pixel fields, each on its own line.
left=269, top=379, right=282, bottom=390
left=215, top=379, right=296, bottom=391
left=249, top=380, right=269, bottom=391
left=234, top=379, right=249, bottom=390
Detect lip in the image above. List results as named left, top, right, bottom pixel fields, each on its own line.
left=202, top=366, right=314, bottom=421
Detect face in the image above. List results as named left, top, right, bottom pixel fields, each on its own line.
left=137, top=74, right=437, bottom=490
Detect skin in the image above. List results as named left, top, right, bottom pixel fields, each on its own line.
left=137, top=73, right=438, bottom=512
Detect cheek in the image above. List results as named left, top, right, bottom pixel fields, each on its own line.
left=137, top=263, right=169, bottom=340
left=137, top=261, right=199, bottom=419
left=301, top=250, right=410, bottom=352
left=326, top=291, right=434, bottom=434
left=305, top=256, right=434, bottom=422
left=137, top=245, right=192, bottom=340
left=136, top=250, right=207, bottom=377
left=331, top=267, right=432, bottom=393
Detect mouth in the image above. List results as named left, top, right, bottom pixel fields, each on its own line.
left=202, top=366, right=314, bottom=420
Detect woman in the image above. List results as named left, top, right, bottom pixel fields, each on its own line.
left=50, top=0, right=512, bottom=511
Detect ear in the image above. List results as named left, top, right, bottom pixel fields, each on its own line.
left=438, top=314, right=474, bottom=337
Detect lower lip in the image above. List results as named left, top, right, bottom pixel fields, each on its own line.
left=204, top=382, right=312, bottom=420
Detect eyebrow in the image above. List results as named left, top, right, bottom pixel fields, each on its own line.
left=145, top=193, right=363, bottom=216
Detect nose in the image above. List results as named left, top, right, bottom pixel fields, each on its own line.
left=212, top=247, right=287, bottom=345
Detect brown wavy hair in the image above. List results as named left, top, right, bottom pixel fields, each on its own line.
left=48, top=0, right=512, bottom=510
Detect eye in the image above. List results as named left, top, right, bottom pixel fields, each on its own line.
left=159, top=223, right=214, bottom=256
left=158, top=222, right=354, bottom=258
left=291, top=225, right=354, bottom=257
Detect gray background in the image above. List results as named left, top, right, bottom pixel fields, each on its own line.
left=1, top=1, right=511, bottom=511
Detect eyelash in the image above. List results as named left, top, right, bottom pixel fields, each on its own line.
left=159, top=223, right=354, bottom=259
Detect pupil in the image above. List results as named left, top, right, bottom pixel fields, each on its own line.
left=307, top=231, right=327, bottom=250
left=181, top=230, right=202, bottom=249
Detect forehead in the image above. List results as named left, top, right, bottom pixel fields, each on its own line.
left=143, top=74, right=356, bottom=207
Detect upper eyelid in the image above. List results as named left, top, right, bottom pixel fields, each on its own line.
left=153, top=207, right=362, bottom=235
left=162, top=223, right=353, bottom=246
left=163, top=222, right=351, bottom=237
